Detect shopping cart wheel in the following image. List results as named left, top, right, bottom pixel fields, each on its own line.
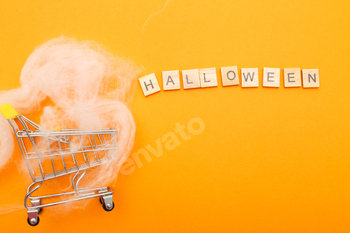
left=27, top=216, right=40, bottom=226
left=102, top=202, right=115, bottom=211
left=100, top=194, right=114, bottom=211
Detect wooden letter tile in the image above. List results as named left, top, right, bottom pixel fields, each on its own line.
left=302, top=69, right=320, bottom=88
left=221, top=66, right=239, bottom=86
left=199, top=68, right=218, bottom=88
left=162, top=70, right=180, bottom=90
left=182, top=69, right=200, bottom=89
left=138, top=73, right=161, bottom=96
left=284, top=68, right=301, bottom=87
left=241, top=68, right=259, bottom=87
left=263, top=68, right=280, bottom=87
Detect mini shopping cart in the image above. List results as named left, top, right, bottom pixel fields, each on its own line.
left=0, top=103, right=118, bottom=226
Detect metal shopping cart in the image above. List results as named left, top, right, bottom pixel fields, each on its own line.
left=0, top=103, right=118, bottom=226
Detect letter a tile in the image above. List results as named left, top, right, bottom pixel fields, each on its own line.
left=162, top=70, right=180, bottom=90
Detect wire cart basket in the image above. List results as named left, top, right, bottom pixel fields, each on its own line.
left=0, top=103, right=118, bottom=226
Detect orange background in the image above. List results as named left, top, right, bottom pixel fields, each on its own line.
left=1, top=0, right=350, bottom=232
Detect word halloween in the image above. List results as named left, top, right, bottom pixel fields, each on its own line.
left=138, top=67, right=319, bottom=96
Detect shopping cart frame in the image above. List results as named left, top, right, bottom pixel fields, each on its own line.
left=1, top=103, right=118, bottom=226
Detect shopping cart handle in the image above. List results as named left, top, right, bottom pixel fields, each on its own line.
left=0, top=103, right=20, bottom=120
